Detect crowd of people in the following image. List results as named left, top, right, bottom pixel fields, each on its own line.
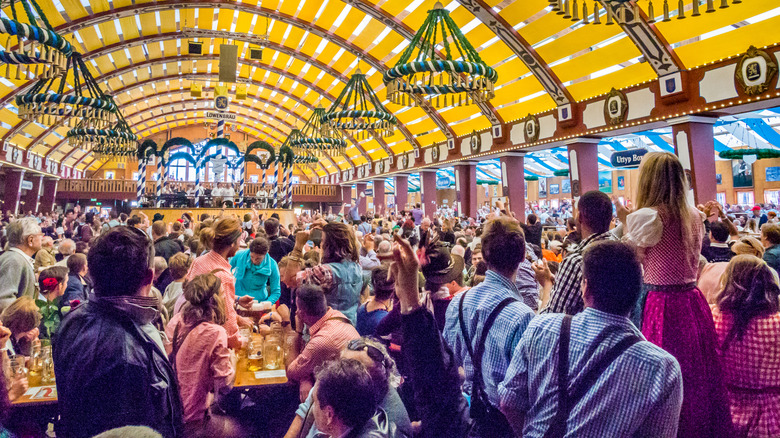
left=0, top=152, right=776, bottom=437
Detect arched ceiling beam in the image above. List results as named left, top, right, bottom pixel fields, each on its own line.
left=60, top=117, right=268, bottom=167
left=17, top=55, right=397, bottom=163
left=37, top=63, right=372, bottom=162
left=5, top=2, right=456, bottom=146
left=79, top=116, right=345, bottom=175
left=455, top=0, right=572, bottom=106
left=600, top=1, right=684, bottom=76
left=127, top=101, right=293, bottom=139
left=31, top=88, right=312, bottom=158
left=70, top=112, right=327, bottom=171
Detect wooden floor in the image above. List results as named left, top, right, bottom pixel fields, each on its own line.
left=131, top=208, right=296, bottom=226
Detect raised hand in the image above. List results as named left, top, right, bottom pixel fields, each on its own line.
left=389, top=234, right=421, bottom=313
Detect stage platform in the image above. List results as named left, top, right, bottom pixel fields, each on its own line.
left=130, top=208, right=296, bottom=226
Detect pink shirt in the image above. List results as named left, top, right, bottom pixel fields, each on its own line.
left=187, top=251, right=241, bottom=348
left=165, top=313, right=234, bottom=423
left=287, top=308, right=359, bottom=383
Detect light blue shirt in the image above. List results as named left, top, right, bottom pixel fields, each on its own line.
left=499, top=308, right=683, bottom=437
left=443, top=270, right=535, bottom=407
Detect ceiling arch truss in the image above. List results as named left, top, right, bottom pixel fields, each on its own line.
left=43, top=0, right=459, bottom=150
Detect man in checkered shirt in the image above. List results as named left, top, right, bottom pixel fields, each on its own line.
left=539, top=191, right=617, bottom=315
left=443, top=218, right=535, bottom=417
left=499, top=240, right=683, bottom=437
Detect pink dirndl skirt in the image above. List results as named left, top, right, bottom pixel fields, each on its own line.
left=642, top=285, right=733, bottom=438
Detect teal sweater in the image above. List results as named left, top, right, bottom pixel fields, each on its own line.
left=229, top=249, right=281, bottom=303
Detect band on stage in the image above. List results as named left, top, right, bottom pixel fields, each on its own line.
left=141, top=181, right=275, bottom=208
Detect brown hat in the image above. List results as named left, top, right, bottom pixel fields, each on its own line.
left=420, top=244, right=464, bottom=286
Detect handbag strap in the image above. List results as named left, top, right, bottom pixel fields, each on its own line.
left=458, top=291, right=516, bottom=398
left=544, top=315, right=641, bottom=438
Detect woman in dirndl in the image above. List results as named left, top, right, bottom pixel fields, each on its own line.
left=617, top=152, right=732, bottom=438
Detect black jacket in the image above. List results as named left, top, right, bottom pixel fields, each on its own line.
left=346, top=409, right=398, bottom=438
left=268, top=235, right=294, bottom=262
left=154, top=236, right=185, bottom=262
left=54, top=300, right=183, bottom=438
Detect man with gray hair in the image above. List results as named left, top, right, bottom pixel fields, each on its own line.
left=0, top=218, right=42, bottom=310
left=55, top=238, right=76, bottom=267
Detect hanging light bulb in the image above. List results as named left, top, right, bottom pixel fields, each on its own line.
left=663, top=0, right=672, bottom=21
left=648, top=0, right=656, bottom=23
left=691, top=0, right=701, bottom=16
left=678, top=0, right=686, bottom=18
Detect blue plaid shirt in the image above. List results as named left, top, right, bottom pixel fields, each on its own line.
left=499, top=308, right=683, bottom=437
left=443, top=270, right=535, bottom=407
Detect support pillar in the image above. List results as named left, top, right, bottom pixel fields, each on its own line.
left=669, top=116, right=718, bottom=205
left=22, top=174, right=43, bottom=214
left=3, top=169, right=24, bottom=215
left=372, top=178, right=386, bottom=215
left=341, top=184, right=352, bottom=210
left=419, top=169, right=437, bottom=218
left=499, top=153, right=526, bottom=222
left=394, top=174, right=409, bottom=212
left=454, top=162, right=478, bottom=219
left=40, top=177, right=59, bottom=214
left=566, top=138, right=601, bottom=202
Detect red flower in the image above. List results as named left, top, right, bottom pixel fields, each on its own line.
left=42, top=278, right=58, bottom=290
left=70, top=299, right=81, bottom=308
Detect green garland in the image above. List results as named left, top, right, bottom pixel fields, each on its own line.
left=718, top=148, right=780, bottom=160
left=553, top=169, right=569, bottom=177
left=524, top=175, right=539, bottom=181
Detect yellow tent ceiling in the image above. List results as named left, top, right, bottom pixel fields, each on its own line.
left=1, top=0, right=779, bottom=177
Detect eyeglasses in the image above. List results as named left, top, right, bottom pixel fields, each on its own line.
left=347, top=339, right=388, bottom=369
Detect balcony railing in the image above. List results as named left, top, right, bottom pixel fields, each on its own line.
left=57, top=179, right=338, bottom=200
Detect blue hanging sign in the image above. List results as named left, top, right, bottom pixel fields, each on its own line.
left=610, top=148, right=648, bottom=168
left=436, top=175, right=452, bottom=189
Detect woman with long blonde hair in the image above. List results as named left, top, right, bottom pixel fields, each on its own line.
left=618, top=152, right=731, bottom=437
left=712, top=255, right=780, bottom=438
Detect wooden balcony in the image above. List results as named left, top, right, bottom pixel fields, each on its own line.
left=56, top=179, right=340, bottom=203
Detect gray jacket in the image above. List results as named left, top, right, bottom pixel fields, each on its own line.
left=0, top=248, right=36, bottom=311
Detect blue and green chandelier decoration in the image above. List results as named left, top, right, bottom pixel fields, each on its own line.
left=66, top=96, right=138, bottom=160
left=287, top=106, right=348, bottom=157
left=323, top=68, right=396, bottom=140
left=383, top=1, right=497, bottom=108
left=15, top=52, right=118, bottom=128
left=0, top=0, right=72, bottom=80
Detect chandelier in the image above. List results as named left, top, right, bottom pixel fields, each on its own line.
left=323, top=68, right=396, bottom=140
left=384, top=1, right=497, bottom=108
left=0, top=0, right=72, bottom=80
left=67, top=108, right=137, bottom=160
left=287, top=107, right=347, bottom=156
left=549, top=0, right=742, bottom=25
left=16, top=53, right=118, bottom=128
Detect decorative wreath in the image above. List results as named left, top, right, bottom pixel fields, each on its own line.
left=553, top=169, right=570, bottom=177
left=278, top=145, right=295, bottom=168
left=719, top=148, right=780, bottom=160
left=524, top=175, right=539, bottom=181
left=246, top=141, right=276, bottom=169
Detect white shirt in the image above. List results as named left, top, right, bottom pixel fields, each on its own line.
left=212, top=187, right=224, bottom=196
left=224, top=187, right=235, bottom=197
left=256, top=190, right=267, bottom=197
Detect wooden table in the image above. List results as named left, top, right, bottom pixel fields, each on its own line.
left=233, top=334, right=289, bottom=389
left=234, top=359, right=288, bottom=388
left=12, top=385, right=57, bottom=407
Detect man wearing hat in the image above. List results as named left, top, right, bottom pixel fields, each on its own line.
left=751, top=205, right=768, bottom=229
left=420, top=243, right=466, bottom=331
